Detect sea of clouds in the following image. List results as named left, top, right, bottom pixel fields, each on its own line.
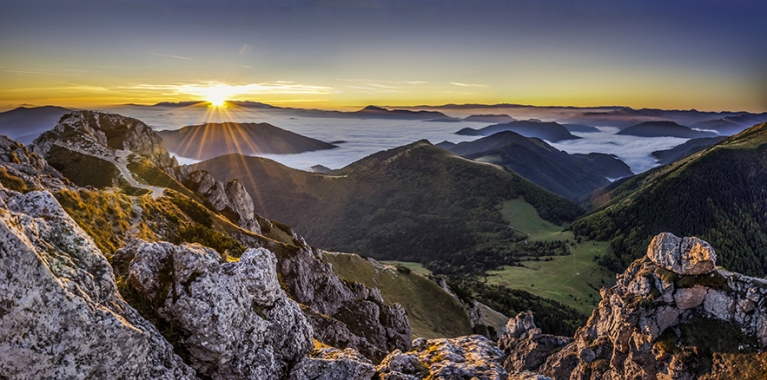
left=106, top=105, right=693, bottom=175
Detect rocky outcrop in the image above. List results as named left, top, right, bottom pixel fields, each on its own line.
left=0, top=187, right=195, bottom=379
left=0, top=135, right=69, bottom=191
left=499, top=311, right=571, bottom=373
left=376, top=335, right=508, bottom=380
left=647, top=232, right=717, bottom=275
left=290, top=347, right=375, bottom=380
left=179, top=169, right=261, bottom=233
left=116, top=240, right=313, bottom=379
left=502, top=232, right=767, bottom=379
left=30, top=111, right=264, bottom=233
left=33, top=110, right=175, bottom=170
left=275, top=244, right=412, bottom=362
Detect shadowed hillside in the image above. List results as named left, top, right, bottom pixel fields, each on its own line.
left=572, top=122, right=767, bottom=276
left=192, top=140, right=583, bottom=275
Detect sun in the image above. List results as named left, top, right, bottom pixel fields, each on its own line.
left=207, top=94, right=227, bottom=107
left=190, top=84, right=241, bottom=108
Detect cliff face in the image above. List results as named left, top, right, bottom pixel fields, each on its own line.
left=116, top=241, right=313, bottom=379
left=0, top=188, right=195, bottom=379
left=502, top=232, right=767, bottom=379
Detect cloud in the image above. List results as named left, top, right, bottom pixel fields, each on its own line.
left=549, top=127, right=689, bottom=173
left=239, top=44, right=252, bottom=55
left=450, top=82, right=488, bottom=88
left=121, top=81, right=335, bottom=97
left=346, top=85, right=405, bottom=94
left=145, top=52, right=193, bottom=60
left=339, top=78, right=427, bottom=86
left=3, top=69, right=85, bottom=77
left=4, top=84, right=111, bottom=93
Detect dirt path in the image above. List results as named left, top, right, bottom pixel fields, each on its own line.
left=55, top=143, right=165, bottom=199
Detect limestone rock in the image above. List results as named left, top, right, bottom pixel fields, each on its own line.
left=507, top=372, right=553, bottom=380
left=289, top=347, right=375, bottom=380
left=33, top=110, right=175, bottom=170
left=647, top=232, right=716, bottom=275
left=179, top=169, right=261, bottom=233
left=119, top=241, right=313, bottom=379
left=0, top=136, right=69, bottom=191
left=276, top=244, right=412, bottom=361
left=377, top=335, right=508, bottom=380
left=673, top=286, right=707, bottom=310
left=498, top=312, right=570, bottom=373
left=0, top=187, right=195, bottom=379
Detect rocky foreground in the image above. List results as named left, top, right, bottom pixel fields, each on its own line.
left=2, top=178, right=766, bottom=379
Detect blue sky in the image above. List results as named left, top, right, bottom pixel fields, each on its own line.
left=1, top=0, right=766, bottom=111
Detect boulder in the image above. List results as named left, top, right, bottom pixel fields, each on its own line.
left=377, top=335, right=508, bottom=380
left=498, top=312, right=571, bottom=373
left=276, top=244, right=412, bottom=362
left=179, top=169, right=261, bottom=233
left=647, top=232, right=716, bottom=275
left=289, top=347, right=375, bottom=380
left=119, top=241, right=313, bottom=379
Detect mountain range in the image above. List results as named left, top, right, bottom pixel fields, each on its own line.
left=455, top=120, right=580, bottom=142
left=437, top=131, right=632, bottom=200
left=3, top=109, right=767, bottom=378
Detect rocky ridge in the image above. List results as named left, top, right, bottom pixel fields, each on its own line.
left=501, top=232, right=767, bottom=379
left=276, top=245, right=412, bottom=362
left=30, top=111, right=261, bottom=232
left=0, top=129, right=418, bottom=378
left=176, top=168, right=261, bottom=233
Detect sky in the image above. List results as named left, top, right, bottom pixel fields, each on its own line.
left=1, top=0, right=766, bottom=112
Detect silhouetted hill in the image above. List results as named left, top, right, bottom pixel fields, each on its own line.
left=651, top=136, right=726, bottom=166
left=455, top=120, right=580, bottom=142
left=616, top=121, right=718, bottom=138
left=562, top=124, right=599, bottom=133
left=690, top=118, right=748, bottom=136
left=0, top=106, right=71, bottom=143
left=441, top=131, right=632, bottom=199
left=352, top=106, right=456, bottom=120
left=192, top=141, right=583, bottom=275
left=463, top=114, right=515, bottom=123
left=157, top=122, right=336, bottom=160
left=571, top=122, right=767, bottom=277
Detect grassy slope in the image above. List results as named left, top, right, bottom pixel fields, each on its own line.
left=322, top=252, right=473, bottom=339
left=491, top=198, right=615, bottom=315
left=386, top=197, right=615, bottom=316
left=572, top=122, right=767, bottom=276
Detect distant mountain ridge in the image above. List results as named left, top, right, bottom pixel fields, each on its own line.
left=0, top=105, right=72, bottom=144
left=439, top=131, right=632, bottom=200
left=157, top=122, right=336, bottom=160
left=455, top=120, right=580, bottom=142
left=651, top=136, right=726, bottom=166
left=616, top=121, right=719, bottom=138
